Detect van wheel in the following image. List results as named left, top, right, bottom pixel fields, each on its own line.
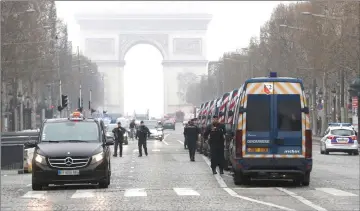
left=32, top=183, right=43, bottom=191
left=302, top=172, right=310, bottom=186
left=233, top=171, right=250, bottom=185
left=354, top=151, right=359, bottom=156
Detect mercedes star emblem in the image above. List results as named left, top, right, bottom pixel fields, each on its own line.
left=65, top=157, right=73, bottom=166
left=67, top=152, right=70, bottom=155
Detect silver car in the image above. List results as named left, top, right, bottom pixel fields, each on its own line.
left=320, top=126, right=359, bottom=155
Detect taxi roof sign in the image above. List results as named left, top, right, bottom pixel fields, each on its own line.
left=69, top=111, right=84, bottom=120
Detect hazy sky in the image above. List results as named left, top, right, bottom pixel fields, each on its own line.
left=55, top=1, right=286, bottom=117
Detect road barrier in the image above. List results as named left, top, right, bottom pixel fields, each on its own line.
left=1, top=131, right=39, bottom=173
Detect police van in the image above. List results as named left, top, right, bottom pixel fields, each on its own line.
left=227, top=72, right=312, bottom=186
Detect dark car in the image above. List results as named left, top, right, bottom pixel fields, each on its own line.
left=28, top=112, right=113, bottom=190
left=163, top=120, right=175, bottom=130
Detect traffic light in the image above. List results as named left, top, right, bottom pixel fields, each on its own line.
left=61, top=94, right=68, bottom=108
left=57, top=105, right=63, bottom=112
left=78, top=107, right=83, bottom=113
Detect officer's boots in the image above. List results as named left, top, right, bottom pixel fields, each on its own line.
left=219, top=169, right=224, bottom=174
left=212, top=168, right=217, bottom=174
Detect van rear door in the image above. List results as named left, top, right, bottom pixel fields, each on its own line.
left=244, top=82, right=274, bottom=158
left=273, top=82, right=303, bottom=159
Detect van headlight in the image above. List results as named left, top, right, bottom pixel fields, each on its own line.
left=34, top=154, right=46, bottom=165
left=91, top=152, right=104, bottom=163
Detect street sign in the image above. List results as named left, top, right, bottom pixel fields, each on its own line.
left=317, top=104, right=323, bottom=110
left=352, top=97, right=358, bottom=108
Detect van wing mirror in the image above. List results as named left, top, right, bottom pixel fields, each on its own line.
left=301, top=107, right=309, bottom=114
left=239, top=107, right=246, bottom=114
left=225, top=123, right=233, bottom=135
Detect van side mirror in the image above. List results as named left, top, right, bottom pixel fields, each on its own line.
left=25, top=142, right=37, bottom=148
left=225, top=123, right=232, bottom=134
left=301, top=107, right=309, bottom=114
left=228, top=110, right=234, bottom=116
left=239, top=107, right=246, bottom=114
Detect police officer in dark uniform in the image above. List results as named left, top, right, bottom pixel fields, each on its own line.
left=203, top=115, right=226, bottom=174
left=112, top=122, right=127, bottom=157
left=136, top=121, right=151, bottom=157
left=184, top=118, right=200, bottom=161
left=183, top=121, right=190, bottom=149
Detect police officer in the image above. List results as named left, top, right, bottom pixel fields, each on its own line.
left=129, top=119, right=136, bottom=140
left=136, top=121, right=151, bottom=157
left=203, top=115, right=226, bottom=174
left=184, top=118, right=200, bottom=161
left=112, top=122, right=127, bottom=157
left=183, top=121, right=190, bottom=149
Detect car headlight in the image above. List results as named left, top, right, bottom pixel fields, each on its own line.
left=91, top=152, right=104, bottom=163
left=34, top=154, right=46, bottom=165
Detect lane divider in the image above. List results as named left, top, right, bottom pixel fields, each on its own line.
left=277, top=188, right=328, bottom=211
left=200, top=155, right=295, bottom=211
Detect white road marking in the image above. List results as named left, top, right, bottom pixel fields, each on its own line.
left=131, top=167, right=134, bottom=169
left=277, top=188, right=327, bottom=211
left=315, top=188, right=358, bottom=196
left=124, top=188, right=147, bottom=197
left=201, top=155, right=227, bottom=188
left=202, top=155, right=294, bottom=210
left=224, top=188, right=295, bottom=211
left=173, top=188, right=200, bottom=196
left=133, top=149, right=139, bottom=152
left=71, top=190, right=95, bottom=198
left=177, top=140, right=184, bottom=145
left=163, top=134, right=170, bottom=145
left=26, top=184, right=32, bottom=187
left=152, top=149, right=160, bottom=152
left=22, top=191, right=47, bottom=199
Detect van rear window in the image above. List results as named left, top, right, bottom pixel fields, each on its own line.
left=277, top=95, right=301, bottom=131
left=246, top=95, right=270, bottom=131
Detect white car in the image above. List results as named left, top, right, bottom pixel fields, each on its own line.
left=142, top=120, right=164, bottom=141
left=320, top=126, right=359, bottom=155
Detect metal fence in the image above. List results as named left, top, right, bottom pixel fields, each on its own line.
left=1, top=131, right=39, bottom=173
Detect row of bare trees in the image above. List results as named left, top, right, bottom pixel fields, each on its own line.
left=1, top=1, right=103, bottom=131
left=186, top=1, right=360, bottom=135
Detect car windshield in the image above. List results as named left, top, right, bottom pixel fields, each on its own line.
left=106, top=124, right=118, bottom=132
left=41, top=121, right=99, bottom=142
left=143, top=121, right=158, bottom=129
left=331, top=129, right=354, bottom=136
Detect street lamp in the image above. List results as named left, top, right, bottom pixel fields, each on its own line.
left=348, top=77, right=360, bottom=142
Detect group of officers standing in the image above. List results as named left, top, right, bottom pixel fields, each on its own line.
left=183, top=115, right=226, bottom=175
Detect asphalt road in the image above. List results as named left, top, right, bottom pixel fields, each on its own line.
left=1, top=124, right=359, bottom=211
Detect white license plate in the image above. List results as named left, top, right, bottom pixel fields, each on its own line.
left=337, top=138, right=348, bottom=143
left=58, top=170, right=80, bottom=176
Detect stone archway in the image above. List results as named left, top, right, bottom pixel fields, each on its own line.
left=75, top=13, right=212, bottom=115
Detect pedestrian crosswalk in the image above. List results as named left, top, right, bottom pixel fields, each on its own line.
left=18, top=186, right=359, bottom=199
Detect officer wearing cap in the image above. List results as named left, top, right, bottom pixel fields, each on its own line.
left=203, top=115, right=226, bottom=174
left=184, top=118, right=200, bottom=161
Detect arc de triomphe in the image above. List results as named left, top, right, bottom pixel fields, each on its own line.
left=75, top=13, right=212, bottom=115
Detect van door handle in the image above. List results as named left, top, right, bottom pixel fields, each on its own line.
left=275, top=138, right=284, bottom=145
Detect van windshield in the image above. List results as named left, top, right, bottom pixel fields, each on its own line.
left=246, top=95, right=271, bottom=131
left=277, top=95, right=302, bottom=131
left=41, top=121, right=99, bottom=142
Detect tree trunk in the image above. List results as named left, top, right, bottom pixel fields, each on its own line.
left=321, top=72, right=329, bottom=135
